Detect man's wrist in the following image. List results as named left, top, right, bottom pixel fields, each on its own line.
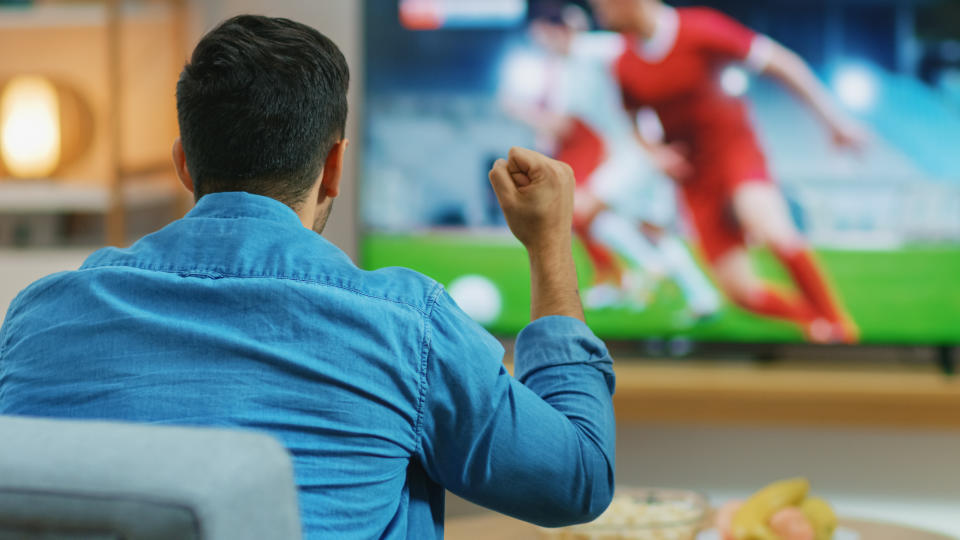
left=526, top=233, right=573, bottom=265
left=526, top=234, right=584, bottom=322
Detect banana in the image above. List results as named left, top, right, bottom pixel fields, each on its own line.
left=730, top=478, right=811, bottom=540
left=800, top=496, right=838, bottom=540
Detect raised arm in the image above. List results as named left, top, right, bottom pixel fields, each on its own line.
left=760, top=40, right=869, bottom=151
left=416, top=148, right=615, bottom=527
left=489, top=147, right=584, bottom=322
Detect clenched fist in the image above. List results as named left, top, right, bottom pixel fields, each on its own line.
left=488, top=147, right=576, bottom=252
left=488, top=147, right=584, bottom=321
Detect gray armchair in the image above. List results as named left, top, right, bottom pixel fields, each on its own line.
left=0, top=416, right=302, bottom=540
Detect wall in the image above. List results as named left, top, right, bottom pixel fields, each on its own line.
left=188, top=0, right=362, bottom=260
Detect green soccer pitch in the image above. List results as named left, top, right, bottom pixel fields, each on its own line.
left=362, top=232, right=960, bottom=345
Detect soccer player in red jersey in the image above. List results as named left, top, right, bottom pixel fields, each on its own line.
left=589, top=0, right=867, bottom=342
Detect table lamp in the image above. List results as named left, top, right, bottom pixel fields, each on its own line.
left=0, top=75, right=91, bottom=179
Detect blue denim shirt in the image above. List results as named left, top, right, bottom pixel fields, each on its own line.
left=0, top=192, right=616, bottom=539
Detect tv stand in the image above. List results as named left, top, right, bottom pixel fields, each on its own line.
left=938, top=346, right=956, bottom=376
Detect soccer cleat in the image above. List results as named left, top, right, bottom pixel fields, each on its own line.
left=834, top=312, right=861, bottom=345
left=804, top=316, right=860, bottom=345
left=805, top=318, right=836, bottom=344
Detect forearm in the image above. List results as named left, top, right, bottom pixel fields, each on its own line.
left=419, top=295, right=616, bottom=527
left=450, top=318, right=615, bottom=526
left=764, top=45, right=845, bottom=129
left=449, top=147, right=612, bottom=524
left=528, top=236, right=585, bottom=322
left=510, top=316, right=617, bottom=524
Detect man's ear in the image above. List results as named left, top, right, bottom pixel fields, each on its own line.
left=172, top=138, right=195, bottom=194
left=319, top=139, right=349, bottom=199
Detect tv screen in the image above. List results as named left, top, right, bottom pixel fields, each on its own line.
left=360, top=0, right=960, bottom=345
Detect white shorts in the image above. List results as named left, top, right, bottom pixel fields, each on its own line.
left=588, top=144, right=677, bottom=228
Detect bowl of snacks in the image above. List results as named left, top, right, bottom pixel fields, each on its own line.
left=538, top=488, right=709, bottom=540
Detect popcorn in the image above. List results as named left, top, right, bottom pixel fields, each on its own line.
left=539, top=492, right=706, bottom=540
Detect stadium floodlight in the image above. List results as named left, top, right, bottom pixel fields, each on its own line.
left=720, top=66, right=750, bottom=97
left=499, top=50, right=548, bottom=104
left=834, top=65, right=878, bottom=112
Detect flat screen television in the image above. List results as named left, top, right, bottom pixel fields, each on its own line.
left=359, top=0, right=960, bottom=346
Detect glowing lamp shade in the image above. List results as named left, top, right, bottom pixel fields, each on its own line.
left=1, top=76, right=61, bottom=178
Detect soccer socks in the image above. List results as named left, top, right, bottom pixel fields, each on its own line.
left=735, top=286, right=815, bottom=323
left=774, top=247, right=843, bottom=323
left=589, top=211, right=666, bottom=276
left=658, top=236, right=721, bottom=315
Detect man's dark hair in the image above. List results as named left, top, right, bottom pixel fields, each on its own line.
left=176, top=15, right=349, bottom=207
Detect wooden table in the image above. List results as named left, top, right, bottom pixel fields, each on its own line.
left=445, top=512, right=956, bottom=540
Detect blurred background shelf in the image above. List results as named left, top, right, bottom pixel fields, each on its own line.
left=0, top=174, right=180, bottom=213
left=0, top=175, right=184, bottom=246
left=0, top=2, right=173, bottom=28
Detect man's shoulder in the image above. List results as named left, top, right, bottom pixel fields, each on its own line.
left=352, top=266, right=443, bottom=315
left=82, top=240, right=445, bottom=317
left=74, top=217, right=443, bottom=315
left=324, top=265, right=445, bottom=316
left=1, top=270, right=78, bottom=337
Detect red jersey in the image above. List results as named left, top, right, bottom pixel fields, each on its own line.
left=615, top=7, right=770, bottom=173
left=615, top=7, right=775, bottom=262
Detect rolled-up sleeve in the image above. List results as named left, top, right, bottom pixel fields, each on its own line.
left=416, top=289, right=615, bottom=527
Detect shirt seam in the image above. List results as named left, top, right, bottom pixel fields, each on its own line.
left=182, top=214, right=300, bottom=224
left=79, top=263, right=433, bottom=315
left=413, top=282, right=444, bottom=457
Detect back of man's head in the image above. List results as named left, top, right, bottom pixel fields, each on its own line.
left=176, top=15, right=349, bottom=207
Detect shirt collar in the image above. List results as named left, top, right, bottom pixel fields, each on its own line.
left=186, top=191, right=304, bottom=226
left=638, top=5, right=678, bottom=63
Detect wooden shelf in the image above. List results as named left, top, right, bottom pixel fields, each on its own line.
left=610, top=361, right=960, bottom=429
left=0, top=3, right=173, bottom=29
left=0, top=175, right=181, bottom=213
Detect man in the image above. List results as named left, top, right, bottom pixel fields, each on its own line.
left=0, top=15, right=615, bottom=539
left=589, top=0, right=866, bottom=343
left=502, top=2, right=721, bottom=319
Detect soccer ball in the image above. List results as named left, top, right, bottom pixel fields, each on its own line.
left=448, top=275, right=503, bottom=325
